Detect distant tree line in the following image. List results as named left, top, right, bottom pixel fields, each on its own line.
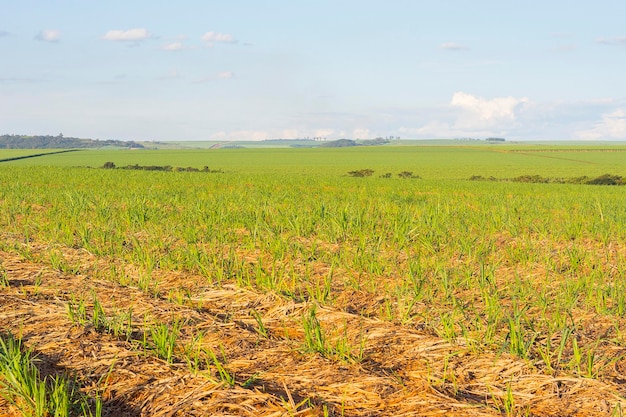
left=320, top=138, right=391, bottom=148
left=0, top=134, right=144, bottom=149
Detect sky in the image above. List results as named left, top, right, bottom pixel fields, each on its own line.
left=1, top=0, right=626, bottom=142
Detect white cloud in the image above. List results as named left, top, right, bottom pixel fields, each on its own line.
left=201, top=31, right=236, bottom=46
left=161, top=42, right=185, bottom=51
left=0, top=31, right=9, bottom=37
left=35, top=29, right=60, bottom=42
left=451, top=92, right=529, bottom=124
left=596, top=36, right=626, bottom=46
left=217, top=71, right=234, bottom=79
left=576, top=109, right=626, bottom=140
left=440, top=42, right=469, bottom=51
left=102, top=28, right=152, bottom=41
left=395, top=93, right=532, bottom=139
left=159, top=69, right=181, bottom=80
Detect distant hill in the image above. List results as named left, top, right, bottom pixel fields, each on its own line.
left=320, top=138, right=391, bottom=148
left=0, top=134, right=144, bottom=149
left=319, top=139, right=359, bottom=148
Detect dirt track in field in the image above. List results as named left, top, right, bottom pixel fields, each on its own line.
left=1, top=246, right=624, bottom=416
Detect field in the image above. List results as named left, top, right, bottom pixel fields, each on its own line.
left=2, top=144, right=626, bottom=416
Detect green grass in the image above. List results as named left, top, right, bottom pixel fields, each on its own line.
left=0, top=333, right=101, bottom=417
left=2, top=145, right=625, bottom=179
left=2, top=145, right=626, bottom=382
left=0, top=149, right=67, bottom=160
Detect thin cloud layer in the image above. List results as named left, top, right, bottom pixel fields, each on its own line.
left=202, top=31, right=236, bottom=46
left=551, top=44, right=577, bottom=53
left=596, top=36, right=626, bottom=45
left=35, top=30, right=61, bottom=42
left=193, top=71, right=235, bottom=83
left=4, top=3, right=626, bottom=142
left=439, top=42, right=469, bottom=51
left=353, top=128, right=371, bottom=139
left=314, top=129, right=334, bottom=138
left=161, top=42, right=185, bottom=51
left=212, top=130, right=268, bottom=140
left=217, top=71, right=234, bottom=79
left=158, top=69, right=181, bottom=80
left=102, top=28, right=152, bottom=41
left=210, top=128, right=336, bottom=141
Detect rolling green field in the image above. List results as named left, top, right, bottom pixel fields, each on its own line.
left=3, top=144, right=626, bottom=178
left=1, top=144, right=626, bottom=416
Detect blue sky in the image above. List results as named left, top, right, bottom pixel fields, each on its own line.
left=1, top=1, right=626, bottom=141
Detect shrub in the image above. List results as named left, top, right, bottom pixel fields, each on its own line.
left=398, top=171, right=420, bottom=179
left=348, top=169, right=375, bottom=177
left=586, top=174, right=624, bottom=185
left=513, top=175, right=549, bottom=183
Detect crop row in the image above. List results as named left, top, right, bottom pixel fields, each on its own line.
left=2, top=163, right=626, bottom=414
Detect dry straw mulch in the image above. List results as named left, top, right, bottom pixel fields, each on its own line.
left=0, top=248, right=624, bottom=416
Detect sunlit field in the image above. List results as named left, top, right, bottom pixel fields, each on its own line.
left=1, top=144, right=626, bottom=416
left=6, top=145, right=626, bottom=178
